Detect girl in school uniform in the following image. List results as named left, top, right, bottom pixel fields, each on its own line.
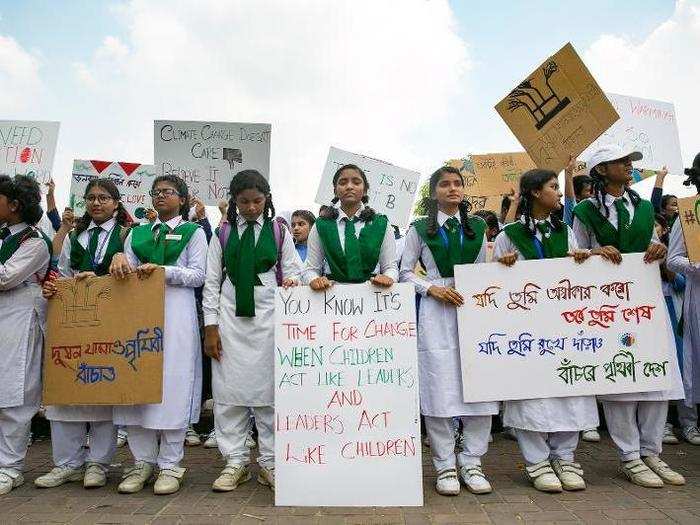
left=290, top=209, right=315, bottom=262
left=573, top=145, right=685, bottom=488
left=109, top=175, right=207, bottom=495
left=493, top=168, right=598, bottom=493
left=36, top=180, right=130, bottom=490
left=0, top=175, right=51, bottom=495
left=202, top=170, right=302, bottom=492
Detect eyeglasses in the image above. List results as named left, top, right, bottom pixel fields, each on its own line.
left=84, top=195, right=114, bottom=204
left=149, top=189, right=180, bottom=198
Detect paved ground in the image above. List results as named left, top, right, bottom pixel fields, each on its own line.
left=2, top=429, right=699, bottom=524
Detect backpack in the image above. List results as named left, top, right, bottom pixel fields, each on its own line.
left=218, top=217, right=287, bottom=286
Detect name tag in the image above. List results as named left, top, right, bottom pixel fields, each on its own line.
left=165, top=234, right=182, bottom=241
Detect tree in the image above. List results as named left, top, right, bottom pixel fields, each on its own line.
left=542, top=61, right=561, bottom=103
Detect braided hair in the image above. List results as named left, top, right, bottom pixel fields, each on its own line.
left=589, top=165, right=641, bottom=218
left=683, top=152, right=700, bottom=193
left=421, top=166, right=476, bottom=239
left=518, top=169, right=564, bottom=237
left=319, top=164, right=376, bottom=222
left=226, top=169, right=276, bottom=224
left=75, top=179, right=130, bottom=235
left=152, top=175, right=191, bottom=222
left=0, top=175, right=43, bottom=225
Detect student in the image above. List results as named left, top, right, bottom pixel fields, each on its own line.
left=473, top=210, right=500, bottom=242
left=493, top=169, right=597, bottom=493
left=36, top=179, right=130, bottom=489
left=304, top=164, right=398, bottom=289
left=0, top=175, right=51, bottom=495
left=109, top=175, right=207, bottom=495
left=573, top=145, right=685, bottom=488
left=290, top=209, right=315, bottom=261
left=400, top=166, right=498, bottom=496
left=203, top=170, right=302, bottom=492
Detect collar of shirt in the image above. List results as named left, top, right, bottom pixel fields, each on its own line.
left=152, top=216, right=184, bottom=232
left=519, top=215, right=554, bottom=228
left=88, top=217, right=116, bottom=232
left=437, top=210, right=459, bottom=228
left=336, top=203, right=365, bottom=225
left=8, top=222, right=28, bottom=236
left=236, top=214, right=264, bottom=228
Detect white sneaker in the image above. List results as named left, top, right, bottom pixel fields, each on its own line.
left=257, top=466, right=275, bottom=490
left=0, top=470, right=24, bottom=495
left=435, top=468, right=460, bottom=496
left=459, top=465, right=492, bottom=494
left=184, top=426, right=201, bottom=447
left=526, top=461, right=562, bottom=493
left=34, top=466, right=85, bottom=488
left=118, top=462, right=154, bottom=494
left=203, top=431, right=218, bottom=449
left=116, top=429, right=127, bottom=448
left=154, top=467, right=185, bottom=495
left=642, top=456, right=685, bottom=486
left=212, top=464, right=251, bottom=492
left=551, top=459, right=586, bottom=491
left=621, top=459, right=663, bottom=488
left=581, top=429, right=600, bottom=442
left=682, top=426, right=700, bottom=445
left=245, top=432, right=256, bottom=449
left=662, top=423, right=679, bottom=445
left=83, top=463, right=107, bottom=489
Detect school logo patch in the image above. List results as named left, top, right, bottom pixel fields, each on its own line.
left=619, top=333, right=636, bottom=348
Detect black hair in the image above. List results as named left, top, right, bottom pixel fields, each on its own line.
left=226, top=169, right=276, bottom=224
left=421, top=165, right=475, bottom=239
left=655, top=213, right=670, bottom=246
left=291, top=209, right=316, bottom=227
left=76, top=179, right=130, bottom=235
left=319, top=164, right=376, bottom=222
left=518, top=169, right=564, bottom=237
left=661, top=194, right=677, bottom=212
left=0, top=175, right=43, bottom=225
left=589, top=164, right=641, bottom=217
left=473, top=209, right=500, bottom=236
left=573, top=175, right=593, bottom=200
left=152, top=175, right=190, bottom=221
left=683, top=152, right=700, bottom=193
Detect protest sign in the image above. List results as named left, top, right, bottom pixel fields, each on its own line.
left=678, top=196, right=700, bottom=263
left=470, top=152, right=536, bottom=195
left=70, top=160, right=156, bottom=221
left=43, top=270, right=165, bottom=405
left=495, top=43, right=619, bottom=173
left=455, top=254, right=679, bottom=402
left=274, top=283, right=422, bottom=506
left=582, top=93, right=684, bottom=176
left=445, top=157, right=505, bottom=214
left=315, top=147, right=420, bottom=228
left=0, top=120, right=60, bottom=189
left=154, top=120, right=271, bottom=206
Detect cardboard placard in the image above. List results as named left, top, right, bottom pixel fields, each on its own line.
left=470, top=152, right=536, bottom=195
left=445, top=157, right=506, bottom=214
left=0, top=120, right=60, bottom=189
left=678, top=196, right=700, bottom=263
left=43, top=270, right=165, bottom=405
left=154, top=120, right=271, bottom=206
left=70, top=160, right=156, bottom=222
left=274, top=284, right=423, bottom=507
left=455, top=254, right=679, bottom=402
left=495, top=43, right=619, bottom=173
left=464, top=194, right=503, bottom=215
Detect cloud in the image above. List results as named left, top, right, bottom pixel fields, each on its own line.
left=0, top=34, right=42, bottom=114
left=70, top=0, right=470, bottom=211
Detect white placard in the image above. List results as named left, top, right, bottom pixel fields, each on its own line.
left=314, top=147, right=420, bottom=229
left=582, top=93, right=683, bottom=176
left=0, top=120, right=60, bottom=189
left=455, top=254, right=679, bottom=402
left=274, top=283, right=422, bottom=507
left=70, top=160, right=156, bottom=222
left=154, top=120, right=271, bottom=206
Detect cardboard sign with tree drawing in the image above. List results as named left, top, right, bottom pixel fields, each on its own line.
left=495, top=43, right=619, bottom=173
left=677, top=196, right=700, bottom=263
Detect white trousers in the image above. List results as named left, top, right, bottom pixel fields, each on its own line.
left=677, top=402, right=698, bottom=430
left=424, top=415, right=491, bottom=472
left=0, top=402, right=38, bottom=473
left=214, top=404, right=273, bottom=469
left=602, top=400, right=667, bottom=461
left=514, top=429, right=579, bottom=465
left=49, top=421, right=116, bottom=470
left=126, top=426, right=186, bottom=470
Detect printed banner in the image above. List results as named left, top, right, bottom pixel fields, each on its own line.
left=274, top=283, right=422, bottom=507
left=0, top=120, right=60, bottom=189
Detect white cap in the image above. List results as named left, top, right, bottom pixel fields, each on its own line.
left=586, top=144, right=643, bottom=171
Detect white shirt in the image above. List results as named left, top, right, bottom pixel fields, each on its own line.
left=0, top=222, right=51, bottom=290
left=57, top=218, right=117, bottom=277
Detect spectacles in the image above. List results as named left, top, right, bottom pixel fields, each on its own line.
left=149, top=189, right=180, bottom=197
left=84, top=195, right=114, bottom=204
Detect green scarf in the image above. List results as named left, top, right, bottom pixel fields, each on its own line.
left=503, top=220, right=569, bottom=261
left=69, top=225, right=126, bottom=276
left=0, top=226, right=52, bottom=265
left=315, top=213, right=388, bottom=283
left=130, top=221, right=199, bottom=265
left=220, top=219, right=277, bottom=317
left=413, top=216, right=486, bottom=277
left=573, top=197, right=654, bottom=253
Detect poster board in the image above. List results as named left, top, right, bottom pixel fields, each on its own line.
left=470, top=152, right=536, bottom=195
left=70, top=160, right=156, bottom=222
left=446, top=157, right=505, bottom=214
left=678, top=196, right=700, bottom=263
left=154, top=120, right=271, bottom=206
left=43, top=270, right=165, bottom=405
left=495, top=43, right=619, bottom=174
left=455, top=254, right=679, bottom=402
left=0, top=120, right=60, bottom=189
left=274, top=283, right=422, bottom=506
left=314, top=147, right=420, bottom=228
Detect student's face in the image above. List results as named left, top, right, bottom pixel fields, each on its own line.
left=235, top=188, right=266, bottom=222
left=0, top=194, right=17, bottom=223
left=84, top=186, right=117, bottom=224
left=577, top=183, right=592, bottom=202
left=532, top=178, right=562, bottom=212
left=655, top=222, right=668, bottom=239
left=664, top=197, right=678, bottom=217
left=151, top=182, right=184, bottom=218
left=291, top=217, right=311, bottom=243
left=433, top=172, right=464, bottom=208
left=334, top=169, right=366, bottom=206
left=598, top=156, right=633, bottom=185
left=486, top=226, right=499, bottom=242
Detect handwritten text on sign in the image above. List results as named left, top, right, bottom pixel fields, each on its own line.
left=0, top=120, right=60, bottom=189
left=455, top=254, right=678, bottom=402
left=274, top=284, right=422, bottom=507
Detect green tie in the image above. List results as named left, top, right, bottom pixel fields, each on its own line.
left=344, top=217, right=363, bottom=281
left=536, top=220, right=551, bottom=238
left=88, top=227, right=102, bottom=264
left=614, top=198, right=630, bottom=232
left=235, top=221, right=257, bottom=317
left=0, top=227, right=9, bottom=241
left=444, top=217, right=462, bottom=266
left=153, top=223, right=170, bottom=264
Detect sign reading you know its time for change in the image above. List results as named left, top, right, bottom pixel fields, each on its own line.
left=154, top=120, right=271, bottom=206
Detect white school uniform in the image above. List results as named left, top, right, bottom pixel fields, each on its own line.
left=0, top=223, right=50, bottom=477
left=113, top=217, right=207, bottom=469
left=400, top=211, right=498, bottom=471
left=202, top=215, right=303, bottom=468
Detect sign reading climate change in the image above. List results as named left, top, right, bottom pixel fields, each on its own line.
left=0, top=120, right=60, bottom=188
left=154, top=120, right=271, bottom=206
left=455, top=254, right=680, bottom=403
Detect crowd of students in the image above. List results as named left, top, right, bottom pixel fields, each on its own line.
left=0, top=143, right=699, bottom=500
